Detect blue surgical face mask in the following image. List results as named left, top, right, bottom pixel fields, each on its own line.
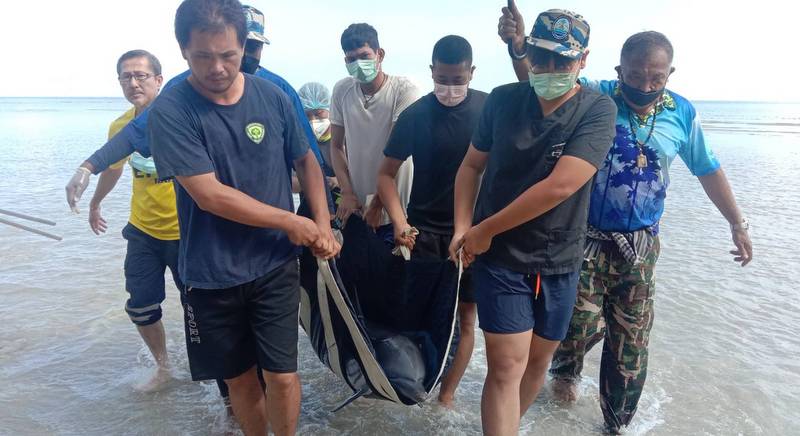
left=528, top=70, right=579, bottom=100
left=130, top=152, right=157, bottom=175
left=346, top=59, right=379, bottom=83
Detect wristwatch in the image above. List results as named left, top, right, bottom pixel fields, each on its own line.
left=508, top=43, right=527, bottom=60
left=731, top=217, right=749, bottom=231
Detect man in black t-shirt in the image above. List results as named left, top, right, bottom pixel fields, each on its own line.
left=448, top=10, right=616, bottom=434
left=148, top=1, right=339, bottom=434
left=377, top=35, right=487, bottom=408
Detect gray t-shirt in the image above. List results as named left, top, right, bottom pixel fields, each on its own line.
left=330, top=75, right=419, bottom=222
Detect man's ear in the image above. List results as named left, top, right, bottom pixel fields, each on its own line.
left=469, top=65, right=476, bottom=81
left=614, top=65, right=622, bottom=79
left=579, top=49, right=590, bottom=69
left=377, top=48, right=386, bottom=62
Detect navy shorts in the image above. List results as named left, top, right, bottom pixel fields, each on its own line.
left=472, top=259, right=579, bottom=340
left=182, top=258, right=300, bottom=381
left=121, top=223, right=182, bottom=326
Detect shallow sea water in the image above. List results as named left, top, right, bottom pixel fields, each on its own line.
left=0, top=98, right=798, bottom=435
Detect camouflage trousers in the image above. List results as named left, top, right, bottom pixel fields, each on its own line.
left=550, top=235, right=660, bottom=431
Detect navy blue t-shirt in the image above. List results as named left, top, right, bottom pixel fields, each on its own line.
left=149, top=75, right=309, bottom=289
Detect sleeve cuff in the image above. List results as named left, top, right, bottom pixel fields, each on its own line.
left=472, top=141, right=492, bottom=152
left=691, top=161, right=721, bottom=177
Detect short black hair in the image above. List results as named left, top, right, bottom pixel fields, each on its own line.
left=528, top=46, right=575, bottom=70
left=431, top=35, right=472, bottom=65
left=621, top=31, right=674, bottom=64
left=174, top=0, right=247, bottom=50
left=341, top=23, right=379, bottom=52
left=116, top=50, right=162, bottom=76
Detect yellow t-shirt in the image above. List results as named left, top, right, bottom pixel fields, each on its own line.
left=108, top=108, right=180, bottom=241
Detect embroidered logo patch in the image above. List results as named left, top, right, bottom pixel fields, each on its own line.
left=246, top=123, right=265, bottom=144
left=552, top=17, right=571, bottom=40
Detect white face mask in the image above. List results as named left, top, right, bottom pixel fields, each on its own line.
left=310, top=119, right=331, bottom=140
left=433, top=83, right=469, bottom=107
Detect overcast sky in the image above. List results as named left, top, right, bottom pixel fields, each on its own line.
left=2, top=0, right=796, bottom=102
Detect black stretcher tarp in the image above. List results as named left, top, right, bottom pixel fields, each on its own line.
left=298, top=216, right=460, bottom=406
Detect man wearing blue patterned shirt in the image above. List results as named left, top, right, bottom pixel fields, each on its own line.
left=499, top=3, right=752, bottom=432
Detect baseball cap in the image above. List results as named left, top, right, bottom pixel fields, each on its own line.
left=243, top=5, right=270, bottom=45
left=526, top=9, right=589, bottom=59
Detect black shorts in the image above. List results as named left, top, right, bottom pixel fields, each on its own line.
left=182, top=258, right=300, bottom=381
left=412, top=230, right=475, bottom=303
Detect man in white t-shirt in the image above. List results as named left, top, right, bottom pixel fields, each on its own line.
left=330, top=23, right=420, bottom=228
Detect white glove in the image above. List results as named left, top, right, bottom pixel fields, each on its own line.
left=65, top=167, right=92, bottom=213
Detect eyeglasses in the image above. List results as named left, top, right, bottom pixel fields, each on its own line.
left=118, top=72, right=155, bottom=84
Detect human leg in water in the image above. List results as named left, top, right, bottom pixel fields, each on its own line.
left=438, top=302, right=477, bottom=407
left=122, top=223, right=177, bottom=392
left=133, top=321, right=173, bottom=392
left=517, top=271, right=581, bottom=414
left=216, top=369, right=266, bottom=417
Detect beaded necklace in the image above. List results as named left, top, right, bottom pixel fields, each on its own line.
left=627, top=108, right=657, bottom=169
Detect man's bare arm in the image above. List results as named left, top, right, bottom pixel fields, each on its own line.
left=89, top=167, right=124, bottom=210
left=330, top=124, right=361, bottom=223
left=176, top=172, right=320, bottom=247
left=330, top=124, right=354, bottom=197
left=86, top=166, right=124, bottom=234
left=499, top=0, right=532, bottom=81
left=698, top=168, right=752, bottom=266
left=376, top=157, right=407, bottom=228
left=448, top=145, right=489, bottom=262
left=480, top=156, right=597, bottom=236
left=459, top=156, right=598, bottom=266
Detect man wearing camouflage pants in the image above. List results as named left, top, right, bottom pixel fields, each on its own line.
left=497, top=3, right=753, bottom=433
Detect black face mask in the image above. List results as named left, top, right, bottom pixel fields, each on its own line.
left=241, top=55, right=260, bottom=74
left=619, top=79, right=663, bottom=107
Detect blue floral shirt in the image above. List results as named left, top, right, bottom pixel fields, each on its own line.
left=582, top=79, right=720, bottom=233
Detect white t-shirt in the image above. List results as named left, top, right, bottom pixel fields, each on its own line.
left=330, top=75, right=420, bottom=222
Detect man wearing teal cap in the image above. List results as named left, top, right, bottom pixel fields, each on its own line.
left=451, top=8, right=616, bottom=434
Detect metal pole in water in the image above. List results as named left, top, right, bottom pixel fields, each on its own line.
left=0, top=217, right=62, bottom=241
left=0, top=208, right=57, bottom=226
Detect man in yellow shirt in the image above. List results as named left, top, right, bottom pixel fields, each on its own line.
left=88, top=49, right=177, bottom=392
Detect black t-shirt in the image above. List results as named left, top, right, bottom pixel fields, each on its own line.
left=384, top=90, right=488, bottom=234
left=149, top=75, right=309, bottom=289
left=472, top=82, right=616, bottom=275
